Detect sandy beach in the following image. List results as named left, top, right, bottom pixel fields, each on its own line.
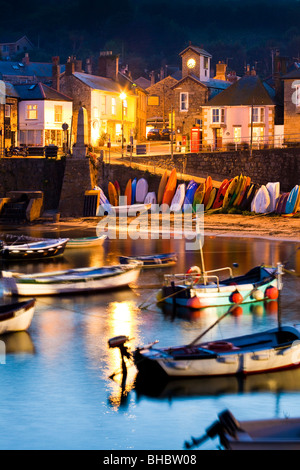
left=41, top=212, right=300, bottom=243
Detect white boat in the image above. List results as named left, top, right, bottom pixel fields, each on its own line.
left=0, top=237, right=69, bottom=260
left=66, top=234, right=107, bottom=249
left=0, top=298, right=36, bottom=334
left=159, top=264, right=280, bottom=309
left=132, top=324, right=300, bottom=378
left=185, top=409, right=300, bottom=450
left=1, top=260, right=142, bottom=296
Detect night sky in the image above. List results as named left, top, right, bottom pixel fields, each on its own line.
left=0, top=0, right=299, bottom=78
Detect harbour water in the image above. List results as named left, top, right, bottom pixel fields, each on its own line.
left=1, top=226, right=300, bottom=450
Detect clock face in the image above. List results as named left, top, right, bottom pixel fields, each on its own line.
left=187, top=58, right=196, bottom=69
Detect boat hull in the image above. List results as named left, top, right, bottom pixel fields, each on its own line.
left=2, top=264, right=141, bottom=296
left=160, top=277, right=277, bottom=308
left=1, top=239, right=69, bottom=260
left=134, top=326, right=300, bottom=378
left=0, top=299, right=36, bottom=334
left=66, top=235, right=106, bottom=249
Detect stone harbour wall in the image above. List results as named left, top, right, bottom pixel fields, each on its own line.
left=127, top=147, right=300, bottom=192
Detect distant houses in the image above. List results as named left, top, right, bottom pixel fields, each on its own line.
left=0, top=39, right=300, bottom=153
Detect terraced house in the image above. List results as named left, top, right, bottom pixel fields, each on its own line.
left=202, top=72, right=276, bottom=150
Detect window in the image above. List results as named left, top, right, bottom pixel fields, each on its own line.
left=111, top=97, right=116, bottom=115
left=54, top=105, right=62, bottom=122
left=293, top=83, right=300, bottom=106
left=123, top=99, right=128, bottom=117
left=26, top=104, right=37, bottom=119
left=251, top=107, right=265, bottom=123
left=204, top=57, right=209, bottom=69
left=101, top=96, right=106, bottom=114
left=5, top=105, right=10, bottom=118
left=180, top=92, right=188, bottom=111
left=212, top=108, right=225, bottom=123
left=233, top=127, right=241, bottom=143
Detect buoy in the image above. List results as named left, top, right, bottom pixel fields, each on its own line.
left=187, top=296, right=203, bottom=309
left=251, top=289, right=264, bottom=301
left=265, top=286, right=279, bottom=300
left=186, top=266, right=201, bottom=283
left=229, top=289, right=243, bottom=304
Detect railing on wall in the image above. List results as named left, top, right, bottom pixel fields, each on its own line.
left=124, top=133, right=300, bottom=156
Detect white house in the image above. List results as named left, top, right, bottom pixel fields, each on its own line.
left=13, top=82, right=73, bottom=147
left=202, top=74, right=276, bottom=150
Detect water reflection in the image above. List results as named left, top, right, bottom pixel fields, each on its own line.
left=2, top=331, right=35, bottom=355
left=134, top=366, right=300, bottom=402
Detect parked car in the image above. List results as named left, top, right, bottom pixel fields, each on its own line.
left=147, top=128, right=161, bottom=140
left=161, top=128, right=175, bottom=141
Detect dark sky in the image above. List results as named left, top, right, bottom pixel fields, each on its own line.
left=0, top=0, right=299, bottom=77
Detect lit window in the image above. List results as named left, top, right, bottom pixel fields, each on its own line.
left=234, top=127, right=241, bottom=143
left=54, top=105, right=62, bottom=122
left=123, top=99, right=127, bottom=117
left=204, top=57, right=209, bottom=69
left=253, top=127, right=264, bottom=142
left=101, top=96, right=106, bottom=114
left=180, top=92, right=188, bottom=111
left=26, top=104, right=37, bottom=119
left=294, top=84, right=300, bottom=106
left=112, top=97, right=116, bottom=115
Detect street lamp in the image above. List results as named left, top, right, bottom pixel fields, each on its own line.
left=120, top=92, right=127, bottom=157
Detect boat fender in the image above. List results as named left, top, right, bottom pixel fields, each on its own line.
left=251, top=289, right=264, bottom=301
left=108, top=335, right=129, bottom=348
left=265, top=286, right=279, bottom=300
left=186, top=296, right=203, bottom=309
left=186, top=265, right=201, bottom=283
left=207, top=341, right=234, bottom=352
left=229, top=289, right=243, bottom=304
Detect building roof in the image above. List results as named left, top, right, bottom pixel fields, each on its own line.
left=0, top=35, right=34, bottom=46
left=282, top=68, right=300, bottom=79
left=133, top=76, right=151, bottom=89
left=13, top=82, right=72, bottom=101
left=0, top=60, right=65, bottom=79
left=73, top=72, right=121, bottom=93
left=4, top=81, right=19, bottom=98
left=206, top=75, right=275, bottom=106
left=172, top=73, right=232, bottom=96
left=179, top=45, right=212, bottom=58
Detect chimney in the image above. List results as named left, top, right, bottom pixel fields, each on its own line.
left=98, top=51, right=119, bottom=81
left=250, top=66, right=256, bottom=76
left=22, top=52, right=30, bottom=65
left=52, top=56, right=60, bottom=91
left=214, top=61, right=227, bottom=81
left=65, top=57, right=75, bottom=76
left=160, top=66, right=165, bottom=81
left=245, top=64, right=251, bottom=75
left=150, top=71, right=155, bottom=86
left=85, top=58, right=92, bottom=74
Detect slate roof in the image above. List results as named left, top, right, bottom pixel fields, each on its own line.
left=171, top=72, right=232, bottom=97
left=0, top=61, right=65, bottom=79
left=206, top=75, right=275, bottom=106
left=73, top=72, right=122, bottom=93
left=13, top=82, right=72, bottom=101
left=4, top=81, right=19, bottom=98
left=282, top=68, right=300, bottom=79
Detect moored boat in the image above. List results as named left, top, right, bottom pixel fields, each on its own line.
left=133, top=324, right=300, bottom=378
left=119, top=252, right=177, bottom=268
left=0, top=237, right=69, bottom=261
left=66, top=234, right=107, bottom=249
left=159, top=264, right=280, bottom=309
left=0, top=298, right=36, bottom=334
left=185, top=409, right=300, bottom=450
left=1, top=260, right=142, bottom=296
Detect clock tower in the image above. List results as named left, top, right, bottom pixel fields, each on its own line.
left=180, top=43, right=211, bottom=82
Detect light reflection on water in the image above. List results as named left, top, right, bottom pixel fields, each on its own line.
left=0, top=228, right=300, bottom=449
